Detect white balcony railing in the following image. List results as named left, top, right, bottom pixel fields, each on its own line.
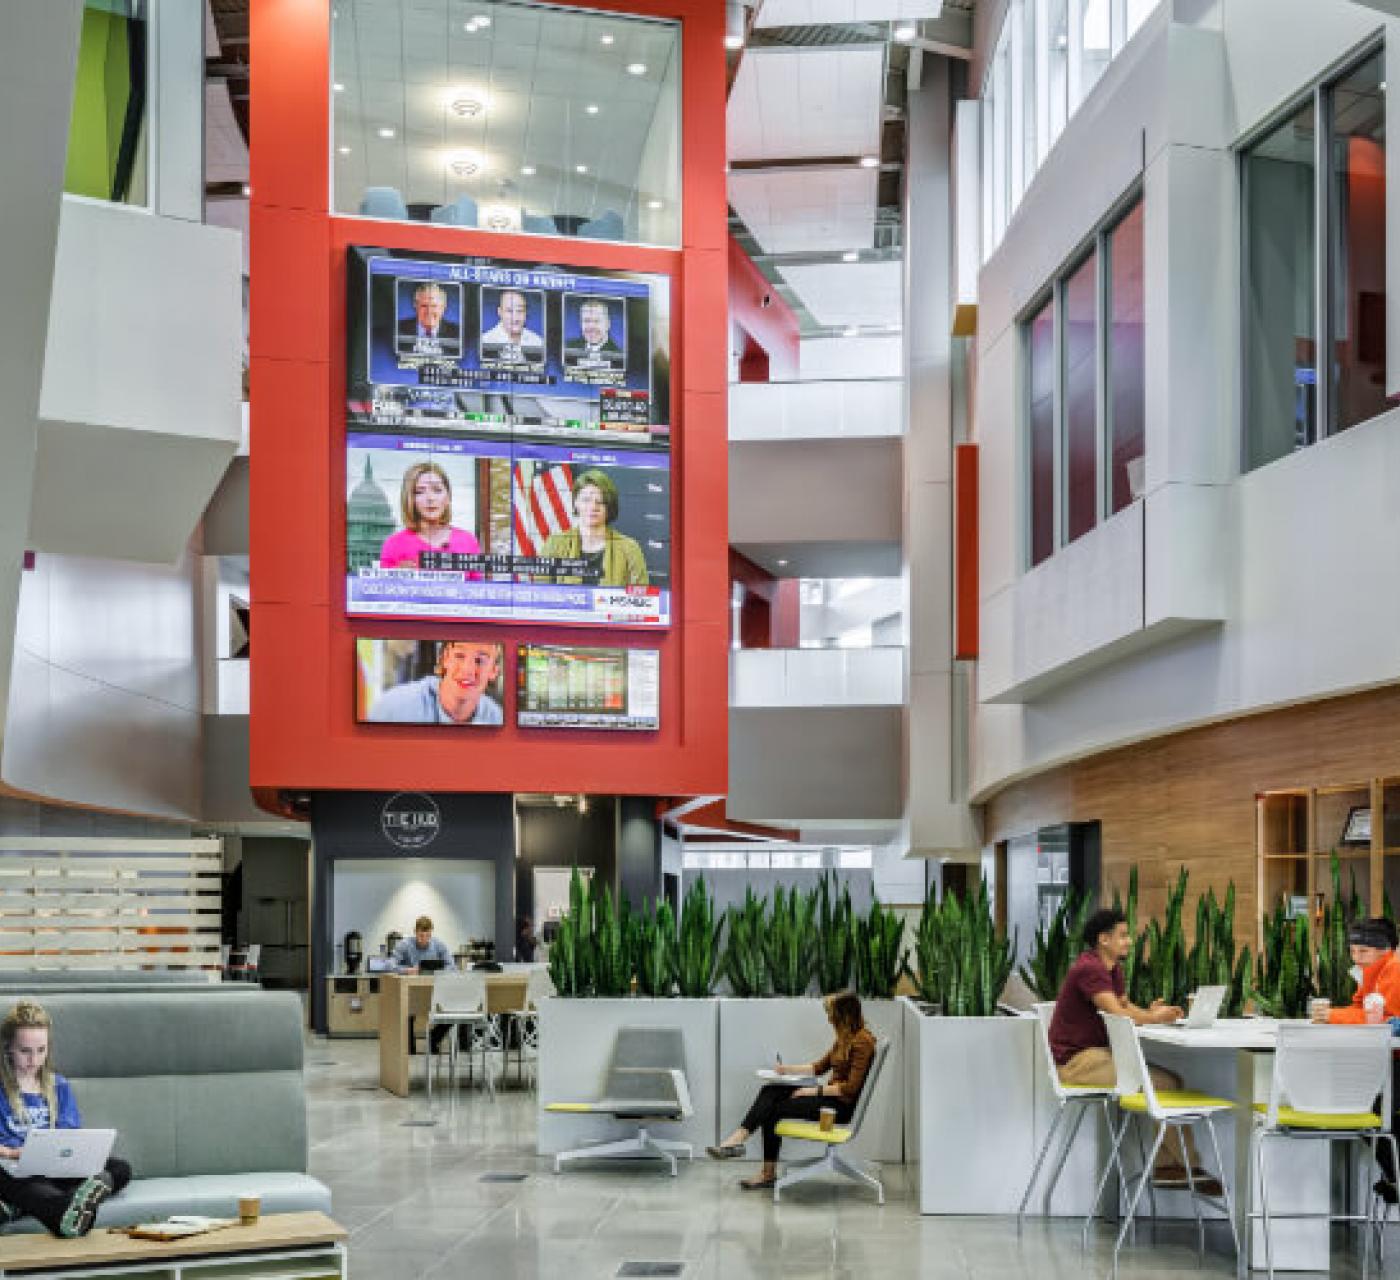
left=728, top=646, right=906, bottom=708
left=729, top=378, right=904, bottom=442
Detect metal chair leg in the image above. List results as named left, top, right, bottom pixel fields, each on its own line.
left=1086, top=1108, right=1133, bottom=1250
left=1133, top=1115, right=1158, bottom=1229
left=1042, top=1102, right=1090, bottom=1217
left=1255, top=1127, right=1274, bottom=1280
left=1203, top=1115, right=1240, bottom=1258
left=1113, top=1123, right=1167, bottom=1278
left=1018, top=1101, right=1066, bottom=1235
left=1177, top=1124, right=1206, bottom=1267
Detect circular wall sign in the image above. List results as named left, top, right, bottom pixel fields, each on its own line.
left=380, top=792, right=441, bottom=851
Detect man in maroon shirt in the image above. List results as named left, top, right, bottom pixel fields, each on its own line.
left=1050, top=906, right=1217, bottom=1191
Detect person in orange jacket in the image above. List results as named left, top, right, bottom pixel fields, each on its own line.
left=1312, top=918, right=1400, bottom=1203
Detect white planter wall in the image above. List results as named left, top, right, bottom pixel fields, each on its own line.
left=537, top=997, right=719, bottom=1156
left=717, top=998, right=904, bottom=1163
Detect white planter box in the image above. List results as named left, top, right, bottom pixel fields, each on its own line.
left=716, top=997, right=904, bottom=1163
left=536, top=997, right=719, bottom=1156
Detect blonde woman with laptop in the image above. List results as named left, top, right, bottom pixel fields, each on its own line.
left=0, top=1001, right=130, bottom=1236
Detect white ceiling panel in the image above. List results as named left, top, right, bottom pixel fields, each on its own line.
left=728, top=47, right=884, bottom=162
left=781, top=261, right=903, bottom=328
left=729, top=168, right=876, bottom=255
left=757, top=0, right=944, bottom=24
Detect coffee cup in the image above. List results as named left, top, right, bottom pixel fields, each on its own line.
left=1365, top=992, right=1386, bottom=1025
left=237, top=1195, right=260, bottom=1227
left=1310, top=997, right=1331, bottom=1023
left=818, top=1107, right=836, bottom=1133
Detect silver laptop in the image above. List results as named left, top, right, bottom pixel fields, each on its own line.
left=1181, top=985, right=1228, bottom=1030
left=3, top=1128, right=115, bottom=1179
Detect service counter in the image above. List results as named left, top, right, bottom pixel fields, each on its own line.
left=325, top=973, right=382, bottom=1038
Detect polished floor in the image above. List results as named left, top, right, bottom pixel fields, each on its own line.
left=305, top=1036, right=1372, bottom=1279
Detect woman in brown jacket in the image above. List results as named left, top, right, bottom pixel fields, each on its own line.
left=707, top=991, right=876, bottom=1190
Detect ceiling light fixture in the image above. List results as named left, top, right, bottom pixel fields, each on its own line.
left=337, top=145, right=351, bottom=155
left=842, top=250, right=859, bottom=263
left=520, top=164, right=537, bottom=176
left=575, top=164, right=589, bottom=174
left=241, top=184, right=251, bottom=197
left=647, top=199, right=664, bottom=210
left=333, top=82, right=345, bottom=92
left=448, top=93, right=487, bottom=117
left=600, top=34, right=615, bottom=45
left=859, top=155, right=880, bottom=169
left=586, top=103, right=600, bottom=115
left=842, top=325, right=860, bottom=338
left=627, top=62, right=648, bottom=76
left=725, top=34, right=745, bottom=50
left=776, top=559, right=789, bottom=567
left=377, top=127, right=396, bottom=139
left=444, top=149, right=486, bottom=177
left=894, top=22, right=916, bottom=42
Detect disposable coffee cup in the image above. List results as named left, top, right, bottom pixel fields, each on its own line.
left=818, top=1107, right=836, bottom=1133
left=238, top=1196, right=260, bottom=1227
left=1365, top=992, right=1386, bottom=1025
left=1310, top=997, right=1331, bottom=1022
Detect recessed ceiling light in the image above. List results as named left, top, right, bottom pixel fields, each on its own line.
left=627, top=62, right=648, bottom=76
left=776, top=559, right=789, bottom=567
left=859, top=155, right=880, bottom=169
left=894, top=23, right=916, bottom=42
left=600, top=34, right=615, bottom=46
left=842, top=250, right=859, bottom=263
left=333, top=82, right=345, bottom=92
left=337, top=145, right=351, bottom=155
left=377, top=127, right=395, bottom=139
left=725, top=34, right=744, bottom=50
left=842, top=325, right=860, bottom=338
left=647, top=199, right=664, bottom=210
left=241, top=184, right=251, bottom=197
left=447, top=92, right=487, bottom=117
left=586, top=104, right=600, bottom=115
left=520, top=164, right=536, bottom=176
left=472, top=14, right=490, bottom=28
left=444, top=149, right=486, bottom=177
left=575, top=164, right=589, bottom=174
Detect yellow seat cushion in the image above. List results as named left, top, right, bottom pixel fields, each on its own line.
left=774, top=1120, right=853, bottom=1144
left=545, top=1103, right=596, bottom=1113
left=1252, top=1102, right=1382, bottom=1131
left=1118, top=1090, right=1234, bottom=1114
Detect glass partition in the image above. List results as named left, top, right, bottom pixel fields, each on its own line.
left=1107, top=201, right=1145, bottom=514
left=1062, top=253, right=1098, bottom=543
left=1027, top=298, right=1056, bottom=567
left=65, top=0, right=148, bottom=205
left=331, top=0, right=681, bottom=246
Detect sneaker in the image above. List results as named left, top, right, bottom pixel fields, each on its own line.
left=58, top=1172, right=112, bottom=1239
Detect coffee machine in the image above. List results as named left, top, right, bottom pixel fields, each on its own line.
left=343, top=930, right=363, bottom=975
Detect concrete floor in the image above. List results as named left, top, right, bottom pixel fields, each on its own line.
left=305, top=1035, right=1375, bottom=1279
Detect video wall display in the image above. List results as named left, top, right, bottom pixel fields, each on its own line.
left=356, top=638, right=505, bottom=726
left=516, top=644, right=661, bottom=732
left=345, top=247, right=672, bottom=627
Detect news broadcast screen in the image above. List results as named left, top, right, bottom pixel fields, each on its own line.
left=516, top=644, right=660, bottom=731
left=346, top=246, right=670, bottom=442
left=356, top=638, right=506, bottom=726
left=345, top=246, right=672, bottom=628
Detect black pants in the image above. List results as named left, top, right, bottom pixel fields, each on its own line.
left=0, top=1157, right=131, bottom=1235
left=740, top=1085, right=854, bottom=1163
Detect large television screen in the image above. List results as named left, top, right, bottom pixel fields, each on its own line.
left=345, top=247, right=671, bottom=628
left=356, top=638, right=506, bottom=726
left=516, top=644, right=660, bottom=731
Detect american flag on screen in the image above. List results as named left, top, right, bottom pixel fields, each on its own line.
left=512, top=462, right=574, bottom=558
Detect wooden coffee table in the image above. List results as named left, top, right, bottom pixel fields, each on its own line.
left=0, top=1210, right=346, bottom=1278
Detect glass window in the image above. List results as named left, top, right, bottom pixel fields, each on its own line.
left=1330, top=52, right=1388, bottom=434
left=993, top=35, right=1011, bottom=243
left=1076, top=0, right=1112, bottom=107
left=1046, top=0, right=1069, bottom=153
left=65, top=0, right=148, bottom=205
left=1063, top=254, right=1099, bottom=542
left=1244, top=99, right=1317, bottom=470
left=331, top=0, right=681, bottom=246
left=1028, top=299, right=1057, bottom=567
left=1021, top=0, right=1037, bottom=195
left=982, top=81, right=996, bottom=261
left=1125, top=0, right=1158, bottom=41
left=1107, top=201, right=1145, bottom=513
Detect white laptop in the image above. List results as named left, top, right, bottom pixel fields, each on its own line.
left=1179, top=985, right=1228, bottom=1030
left=1, top=1128, right=115, bottom=1179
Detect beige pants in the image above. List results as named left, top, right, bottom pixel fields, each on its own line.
left=1058, top=1047, right=1200, bottom=1173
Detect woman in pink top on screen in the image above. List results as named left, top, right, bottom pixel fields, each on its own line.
left=378, top=461, right=482, bottom=571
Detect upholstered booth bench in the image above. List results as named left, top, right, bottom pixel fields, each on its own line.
left=0, top=990, right=331, bottom=1233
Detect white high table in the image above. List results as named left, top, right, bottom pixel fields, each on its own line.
left=1139, top=1018, right=1334, bottom=1275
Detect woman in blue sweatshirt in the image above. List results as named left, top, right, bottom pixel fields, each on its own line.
left=0, top=1001, right=131, bottom=1236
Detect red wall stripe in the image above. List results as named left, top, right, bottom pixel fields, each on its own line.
left=954, top=443, right=979, bottom=661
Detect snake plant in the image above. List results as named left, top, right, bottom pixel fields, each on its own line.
left=765, top=884, right=816, bottom=997
left=1185, top=882, right=1251, bottom=1017
left=1315, top=852, right=1362, bottom=1007
left=634, top=900, right=678, bottom=997
left=590, top=883, right=633, bottom=998
left=546, top=865, right=594, bottom=996
left=722, top=888, right=769, bottom=997
left=1019, top=887, right=1093, bottom=1000
left=853, top=898, right=908, bottom=1000
left=813, top=872, right=855, bottom=995
left=914, top=879, right=1013, bottom=1016
left=1250, top=898, right=1314, bottom=1018
left=676, top=877, right=722, bottom=997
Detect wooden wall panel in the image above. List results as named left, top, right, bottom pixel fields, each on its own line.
left=982, top=685, right=1400, bottom=931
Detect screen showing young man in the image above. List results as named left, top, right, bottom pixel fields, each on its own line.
left=357, top=639, right=506, bottom=726
left=516, top=644, right=660, bottom=731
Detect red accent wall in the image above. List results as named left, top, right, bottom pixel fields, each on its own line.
left=249, top=0, right=728, bottom=800
left=954, top=443, right=979, bottom=661
left=728, top=235, right=799, bottom=381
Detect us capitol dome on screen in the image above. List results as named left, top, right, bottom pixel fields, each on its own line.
left=347, top=456, right=394, bottom=570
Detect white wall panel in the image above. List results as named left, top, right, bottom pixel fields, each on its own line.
left=729, top=378, right=903, bottom=441
left=332, top=859, right=496, bottom=955
left=729, top=647, right=906, bottom=708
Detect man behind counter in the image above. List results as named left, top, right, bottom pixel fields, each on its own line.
left=393, top=916, right=455, bottom=1055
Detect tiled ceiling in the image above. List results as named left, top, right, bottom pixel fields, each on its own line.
left=756, top=0, right=948, bottom=27
left=727, top=46, right=885, bottom=163
left=728, top=167, right=877, bottom=255
left=779, top=261, right=903, bottom=329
